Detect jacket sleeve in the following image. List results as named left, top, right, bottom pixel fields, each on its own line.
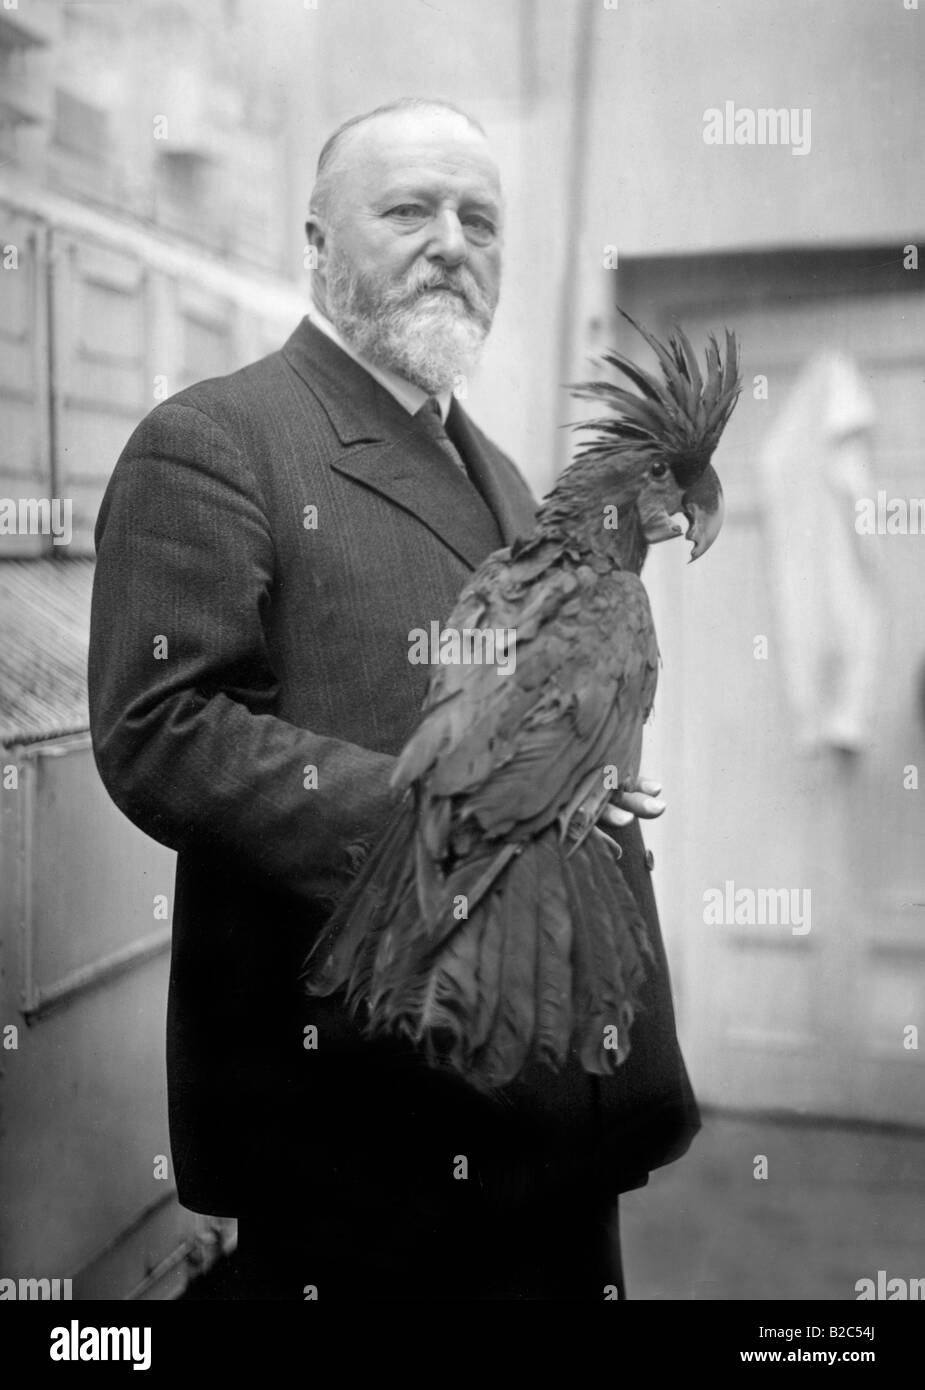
left=88, top=398, right=402, bottom=907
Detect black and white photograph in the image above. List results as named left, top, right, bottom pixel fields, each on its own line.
left=0, top=0, right=923, bottom=1353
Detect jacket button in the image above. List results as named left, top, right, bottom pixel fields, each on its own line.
left=644, top=849, right=655, bottom=871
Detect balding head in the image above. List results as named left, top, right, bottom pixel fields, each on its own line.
left=311, top=97, right=492, bottom=222
left=305, top=98, right=503, bottom=395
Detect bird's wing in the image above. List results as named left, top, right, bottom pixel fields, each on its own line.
left=393, top=557, right=659, bottom=853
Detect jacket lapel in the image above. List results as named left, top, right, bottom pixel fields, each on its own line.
left=281, top=317, right=531, bottom=570
left=446, top=399, right=538, bottom=546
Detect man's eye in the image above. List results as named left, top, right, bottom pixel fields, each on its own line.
left=463, top=215, right=496, bottom=240
left=387, top=205, right=426, bottom=220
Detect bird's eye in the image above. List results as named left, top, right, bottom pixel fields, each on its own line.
left=651, top=461, right=668, bottom=478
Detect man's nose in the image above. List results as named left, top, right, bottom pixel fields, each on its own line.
left=426, top=208, right=468, bottom=266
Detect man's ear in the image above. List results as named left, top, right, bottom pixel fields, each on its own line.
left=305, top=215, right=327, bottom=274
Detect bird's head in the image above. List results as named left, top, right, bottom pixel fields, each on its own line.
left=568, top=310, right=741, bottom=562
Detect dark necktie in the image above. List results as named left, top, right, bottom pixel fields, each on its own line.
left=414, top=396, right=469, bottom=476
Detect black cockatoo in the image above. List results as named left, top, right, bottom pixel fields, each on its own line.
left=303, top=311, right=740, bottom=1089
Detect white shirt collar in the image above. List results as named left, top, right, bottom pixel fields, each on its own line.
left=306, top=302, right=452, bottom=423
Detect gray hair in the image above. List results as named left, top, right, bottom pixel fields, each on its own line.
left=309, top=97, right=488, bottom=223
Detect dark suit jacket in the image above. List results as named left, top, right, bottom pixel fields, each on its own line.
left=88, top=316, right=699, bottom=1219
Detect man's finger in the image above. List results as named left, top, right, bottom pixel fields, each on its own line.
left=621, top=790, right=667, bottom=819
left=618, top=776, right=663, bottom=798
left=601, top=793, right=667, bottom=827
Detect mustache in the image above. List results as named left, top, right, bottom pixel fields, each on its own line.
left=323, top=235, right=497, bottom=329
left=389, top=263, right=492, bottom=320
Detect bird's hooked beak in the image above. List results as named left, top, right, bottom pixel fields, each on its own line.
left=681, top=463, right=724, bottom=561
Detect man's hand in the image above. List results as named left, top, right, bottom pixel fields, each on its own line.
left=599, top=776, right=666, bottom=830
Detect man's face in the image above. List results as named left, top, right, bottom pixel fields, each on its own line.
left=309, top=110, right=503, bottom=395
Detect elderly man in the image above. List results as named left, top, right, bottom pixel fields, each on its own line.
left=88, top=97, right=699, bottom=1301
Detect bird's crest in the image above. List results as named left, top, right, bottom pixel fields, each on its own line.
left=570, top=309, right=741, bottom=486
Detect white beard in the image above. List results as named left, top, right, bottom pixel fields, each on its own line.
left=322, top=247, right=496, bottom=395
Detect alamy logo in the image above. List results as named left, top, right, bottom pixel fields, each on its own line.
left=0, top=1276, right=72, bottom=1299
left=407, top=622, right=516, bottom=676
left=855, top=492, right=925, bottom=535
left=0, top=497, right=72, bottom=546
left=702, top=880, right=812, bottom=935
left=50, top=1320, right=152, bottom=1371
left=703, top=101, right=812, bottom=156
left=856, top=1271, right=925, bottom=1300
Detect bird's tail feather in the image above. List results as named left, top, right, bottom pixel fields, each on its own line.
left=303, top=805, right=654, bottom=1088
left=302, top=796, right=419, bottom=998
